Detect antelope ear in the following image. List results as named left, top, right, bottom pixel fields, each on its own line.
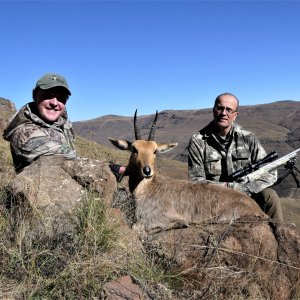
left=108, top=137, right=132, bottom=151
left=157, top=142, right=178, bottom=153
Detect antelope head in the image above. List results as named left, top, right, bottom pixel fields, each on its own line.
left=108, top=110, right=178, bottom=180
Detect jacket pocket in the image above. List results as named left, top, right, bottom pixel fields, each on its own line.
left=204, top=152, right=222, bottom=177
left=231, top=149, right=251, bottom=170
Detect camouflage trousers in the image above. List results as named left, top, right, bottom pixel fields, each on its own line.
left=252, top=188, right=283, bottom=224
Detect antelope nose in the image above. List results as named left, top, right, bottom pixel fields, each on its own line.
left=143, top=166, right=151, bottom=176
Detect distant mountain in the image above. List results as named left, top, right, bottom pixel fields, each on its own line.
left=73, top=100, right=300, bottom=158
left=0, top=98, right=299, bottom=198
left=73, top=100, right=300, bottom=198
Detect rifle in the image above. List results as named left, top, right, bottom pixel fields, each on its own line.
left=228, top=148, right=300, bottom=187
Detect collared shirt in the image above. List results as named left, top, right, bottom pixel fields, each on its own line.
left=3, top=102, right=76, bottom=172
left=187, top=121, right=277, bottom=195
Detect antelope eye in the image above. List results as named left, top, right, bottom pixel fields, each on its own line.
left=154, top=150, right=157, bottom=155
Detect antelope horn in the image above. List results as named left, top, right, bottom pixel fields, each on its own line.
left=148, top=110, right=158, bottom=141
left=134, top=109, right=142, bottom=140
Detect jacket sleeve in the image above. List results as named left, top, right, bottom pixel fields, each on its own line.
left=187, top=135, right=207, bottom=182
left=10, top=124, right=77, bottom=165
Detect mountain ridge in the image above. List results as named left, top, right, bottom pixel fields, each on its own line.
left=1, top=97, right=299, bottom=198
left=72, top=100, right=300, bottom=198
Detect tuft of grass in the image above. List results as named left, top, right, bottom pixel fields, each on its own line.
left=75, top=191, right=118, bottom=255
left=0, top=138, right=13, bottom=167
left=0, top=189, right=121, bottom=299
left=128, top=252, right=180, bottom=286
left=125, top=248, right=185, bottom=299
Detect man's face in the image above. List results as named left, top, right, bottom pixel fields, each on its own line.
left=35, top=87, right=69, bottom=123
left=213, top=94, right=238, bottom=132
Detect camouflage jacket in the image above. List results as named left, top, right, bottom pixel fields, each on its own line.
left=3, top=102, right=76, bottom=172
left=187, top=121, right=277, bottom=195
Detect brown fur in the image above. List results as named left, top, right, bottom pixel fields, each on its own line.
left=134, top=173, right=267, bottom=233
left=109, top=138, right=268, bottom=234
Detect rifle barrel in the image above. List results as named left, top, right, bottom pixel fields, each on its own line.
left=243, top=147, right=300, bottom=182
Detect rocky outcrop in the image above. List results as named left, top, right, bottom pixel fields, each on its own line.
left=2, top=155, right=300, bottom=299
left=0, top=97, right=16, bottom=132
left=4, top=155, right=117, bottom=243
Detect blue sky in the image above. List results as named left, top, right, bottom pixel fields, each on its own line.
left=1, top=0, right=299, bottom=121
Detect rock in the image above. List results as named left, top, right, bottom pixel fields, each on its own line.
left=103, top=275, right=144, bottom=300
left=61, top=156, right=117, bottom=206
left=0, top=97, right=16, bottom=132
left=4, top=155, right=117, bottom=243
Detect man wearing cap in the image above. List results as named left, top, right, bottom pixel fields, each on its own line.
left=3, top=73, right=76, bottom=173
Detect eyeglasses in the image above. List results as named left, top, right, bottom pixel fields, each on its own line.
left=39, top=90, right=69, bottom=105
left=214, top=105, right=237, bottom=115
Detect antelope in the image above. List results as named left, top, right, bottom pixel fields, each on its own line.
left=108, top=110, right=268, bottom=234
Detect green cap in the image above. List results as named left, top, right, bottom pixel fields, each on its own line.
left=35, top=73, right=71, bottom=95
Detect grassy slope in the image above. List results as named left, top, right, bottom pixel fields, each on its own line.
left=1, top=133, right=300, bottom=233
left=75, top=135, right=300, bottom=233
left=0, top=133, right=299, bottom=298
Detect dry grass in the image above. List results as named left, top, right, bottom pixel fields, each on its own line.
left=0, top=189, right=119, bottom=298
left=0, top=186, right=186, bottom=299
left=0, top=135, right=183, bottom=299
left=0, top=134, right=300, bottom=298
left=75, top=135, right=130, bottom=166
left=281, top=197, right=300, bottom=234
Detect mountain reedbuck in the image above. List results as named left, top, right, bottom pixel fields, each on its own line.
left=108, top=110, right=268, bottom=234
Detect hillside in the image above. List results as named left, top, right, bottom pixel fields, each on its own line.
left=1, top=98, right=299, bottom=230
left=1, top=98, right=300, bottom=299
left=73, top=100, right=300, bottom=159
left=1, top=98, right=299, bottom=197
left=73, top=100, right=300, bottom=198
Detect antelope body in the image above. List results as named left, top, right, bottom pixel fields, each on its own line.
left=109, top=111, right=268, bottom=234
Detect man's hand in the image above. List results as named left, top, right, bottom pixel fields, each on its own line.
left=227, top=181, right=252, bottom=196
left=108, top=162, right=126, bottom=182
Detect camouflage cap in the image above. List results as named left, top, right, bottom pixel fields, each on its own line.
left=35, top=73, right=71, bottom=95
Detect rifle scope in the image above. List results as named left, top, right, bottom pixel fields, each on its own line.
left=229, top=151, right=278, bottom=181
